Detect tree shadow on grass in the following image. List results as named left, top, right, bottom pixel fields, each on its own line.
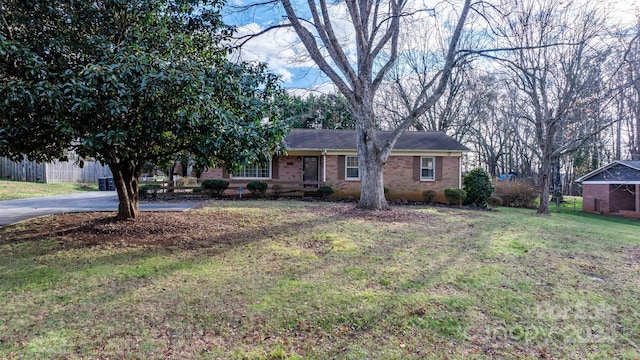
left=0, top=201, right=471, bottom=357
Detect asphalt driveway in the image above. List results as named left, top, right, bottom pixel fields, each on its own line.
left=0, top=192, right=200, bottom=226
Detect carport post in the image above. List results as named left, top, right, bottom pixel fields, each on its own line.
left=636, top=184, right=640, bottom=214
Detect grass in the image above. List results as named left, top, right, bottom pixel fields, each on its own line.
left=0, top=180, right=98, bottom=200
left=1, top=201, right=640, bottom=359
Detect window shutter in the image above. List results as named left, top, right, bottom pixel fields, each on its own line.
left=222, top=168, right=229, bottom=179
left=413, top=156, right=420, bottom=181
left=272, top=158, right=279, bottom=179
left=436, top=157, right=443, bottom=181
left=338, top=156, right=345, bottom=180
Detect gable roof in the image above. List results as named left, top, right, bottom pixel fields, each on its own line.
left=575, top=160, right=640, bottom=184
left=284, top=129, right=469, bottom=152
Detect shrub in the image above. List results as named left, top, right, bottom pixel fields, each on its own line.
left=384, top=186, right=390, bottom=195
left=317, top=185, right=334, bottom=198
left=463, top=168, right=494, bottom=208
left=422, top=190, right=436, bottom=203
left=139, top=184, right=162, bottom=199
left=247, top=181, right=268, bottom=197
left=444, top=188, right=466, bottom=205
left=486, top=195, right=503, bottom=208
left=176, top=177, right=197, bottom=187
left=493, top=180, right=538, bottom=208
left=200, top=179, right=229, bottom=197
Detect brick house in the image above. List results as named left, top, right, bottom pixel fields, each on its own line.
left=576, top=160, right=640, bottom=219
left=203, top=129, right=469, bottom=202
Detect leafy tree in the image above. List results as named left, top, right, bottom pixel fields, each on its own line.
left=275, top=93, right=354, bottom=129
left=0, top=0, right=287, bottom=219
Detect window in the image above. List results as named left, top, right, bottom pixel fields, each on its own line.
left=345, top=156, right=359, bottom=180
left=232, top=161, right=271, bottom=179
left=420, top=157, right=435, bottom=180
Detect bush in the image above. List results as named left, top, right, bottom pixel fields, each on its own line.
left=384, top=186, right=390, bottom=195
left=463, top=168, right=494, bottom=208
left=444, top=188, right=466, bottom=205
left=247, top=181, right=268, bottom=197
left=176, top=177, right=197, bottom=187
left=493, top=180, right=538, bottom=208
left=139, top=184, right=162, bottom=199
left=317, top=185, right=334, bottom=198
left=200, top=179, right=229, bottom=197
left=422, top=190, right=436, bottom=203
left=486, top=195, right=503, bottom=208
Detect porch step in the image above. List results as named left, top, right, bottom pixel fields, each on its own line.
left=303, top=190, right=320, bottom=197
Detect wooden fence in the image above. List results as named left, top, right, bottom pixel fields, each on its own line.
left=0, top=156, right=112, bottom=183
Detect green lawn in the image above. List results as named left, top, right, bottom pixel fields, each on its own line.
left=1, top=201, right=639, bottom=359
left=0, top=180, right=98, bottom=200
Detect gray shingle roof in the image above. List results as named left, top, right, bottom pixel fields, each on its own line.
left=576, top=160, right=640, bottom=183
left=284, top=129, right=469, bottom=151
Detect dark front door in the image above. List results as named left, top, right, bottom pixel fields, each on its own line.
left=303, top=156, right=319, bottom=188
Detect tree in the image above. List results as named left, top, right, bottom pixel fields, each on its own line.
left=620, top=20, right=640, bottom=160
left=240, top=0, right=473, bottom=209
left=274, top=92, right=354, bottom=129
left=0, top=0, right=287, bottom=219
left=494, top=0, right=612, bottom=214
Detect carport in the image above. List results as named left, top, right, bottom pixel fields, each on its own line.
left=576, top=160, right=640, bottom=219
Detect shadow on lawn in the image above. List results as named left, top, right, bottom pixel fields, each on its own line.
left=0, top=203, right=438, bottom=289
left=0, top=202, right=496, bottom=357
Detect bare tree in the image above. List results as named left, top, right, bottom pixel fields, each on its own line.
left=238, top=0, right=473, bottom=209
left=621, top=20, right=640, bottom=160
left=493, top=0, right=612, bottom=214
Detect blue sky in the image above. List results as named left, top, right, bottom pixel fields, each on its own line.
left=223, top=0, right=640, bottom=95
left=223, top=3, right=334, bottom=94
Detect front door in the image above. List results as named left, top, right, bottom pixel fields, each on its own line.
left=303, top=156, right=319, bottom=188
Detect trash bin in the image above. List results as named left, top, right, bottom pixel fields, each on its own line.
left=107, top=177, right=115, bottom=191
left=98, top=177, right=107, bottom=191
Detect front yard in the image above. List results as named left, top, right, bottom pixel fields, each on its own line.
left=0, top=200, right=638, bottom=359
left=0, top=180, right=97, bottom=200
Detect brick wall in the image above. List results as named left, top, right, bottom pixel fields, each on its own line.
left=582, top=184, right=610, bottom=214
left=201, top=154, right=461, bottom=201
left=325, top=155, right=460, bottom=202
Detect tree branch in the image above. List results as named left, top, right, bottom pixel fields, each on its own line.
left=231, top=23, right=293, bottom=49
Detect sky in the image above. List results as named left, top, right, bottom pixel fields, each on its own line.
left=223, top=0, right=640, bottom=95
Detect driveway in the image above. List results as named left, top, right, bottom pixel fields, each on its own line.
left=0, top=192, right=200, bottom=226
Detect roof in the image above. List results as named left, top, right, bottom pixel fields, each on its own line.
left=575, top=160, right=640, bottom=184
left=284, top=129, right=469, bottom=152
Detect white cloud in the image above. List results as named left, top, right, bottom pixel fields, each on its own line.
left=232, top=22, right=318, bottom=83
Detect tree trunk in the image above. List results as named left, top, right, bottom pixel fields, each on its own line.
left=167, top=164, right=175, bottom=193
left=109, top=161, right=141, bottom=220
left=537, top=159, right=551, bottom=215
left=354, top=95, right=389, bottom=210
left=550, top=158, right=563, bottom=203
left=358, top=142, right=387, bottom=209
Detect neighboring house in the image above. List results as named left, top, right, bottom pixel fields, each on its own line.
left=576, top=160, right=640, bottom=219
left=0, top=152, right=112, bottom=184
left=202, top=129, right=469, bottom=202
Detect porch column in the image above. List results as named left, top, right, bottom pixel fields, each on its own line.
left=322, top=150, right=327, bottom=183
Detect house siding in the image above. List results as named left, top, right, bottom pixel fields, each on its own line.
left=202, top=154, right=461, bottom=201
